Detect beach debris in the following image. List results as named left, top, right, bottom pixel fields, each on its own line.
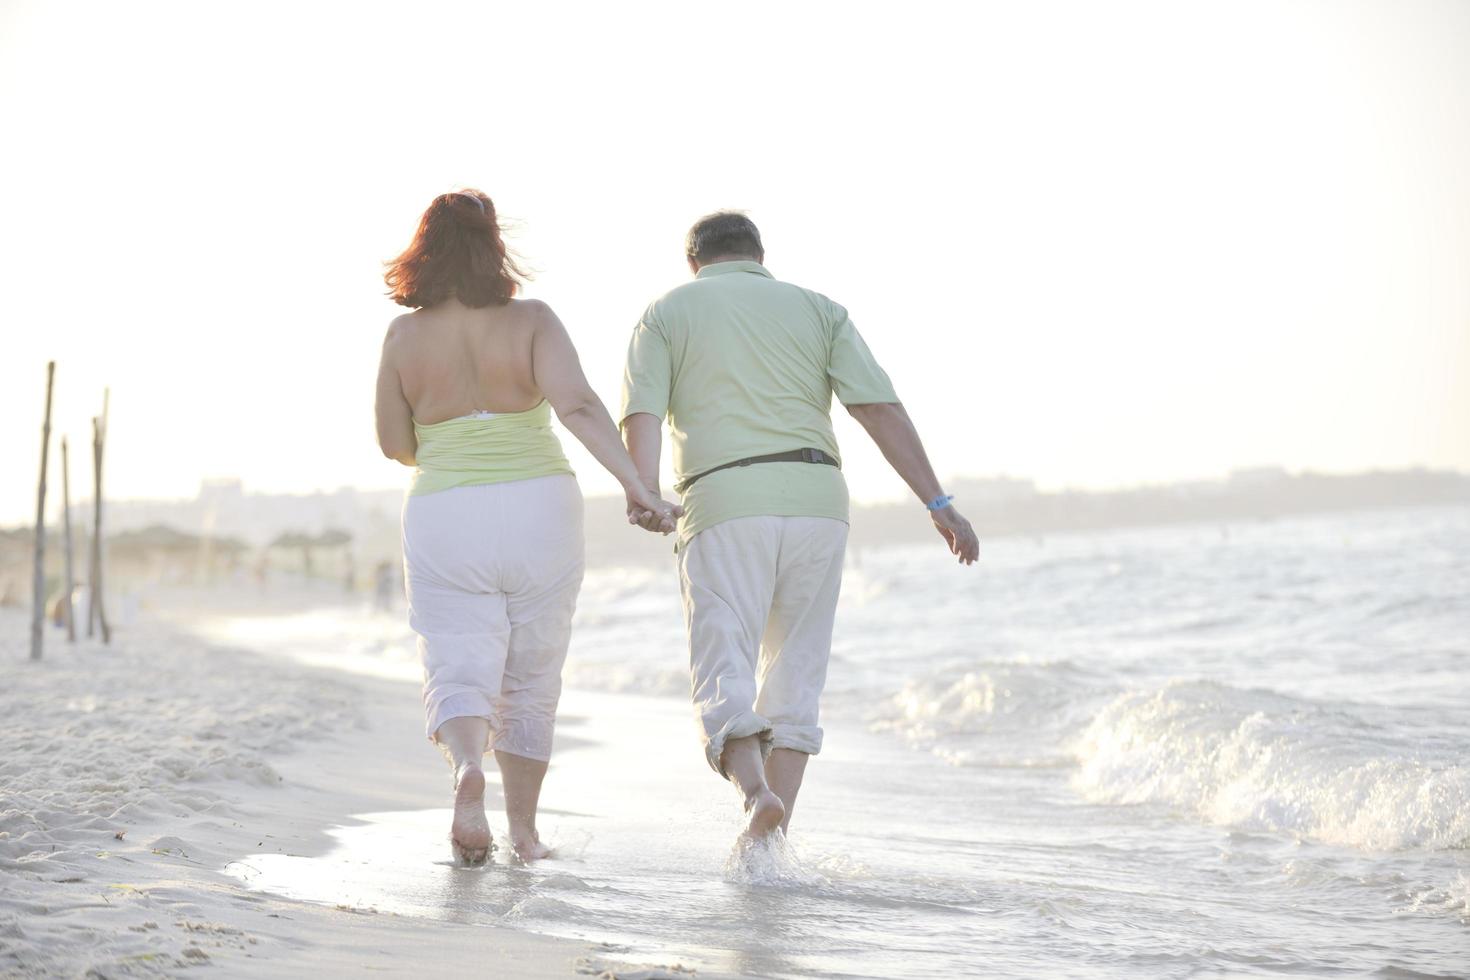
left=147, top=836, right=195, bottom=863
left=573, top=958, right=697, bottom=979
left=179, top=919, right=243, bottom=936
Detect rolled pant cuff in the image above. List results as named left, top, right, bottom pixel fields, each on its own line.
left=491, top=719, right=555, bottom=763
left=703, top=712, right=773, bottom=776
left=769, top=722, right=823, bottom=756
left=425, top=689, right=497, bottom=742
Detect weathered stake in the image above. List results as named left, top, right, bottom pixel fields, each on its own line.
left=88, top=394, right=112, bottom=644
left=61, top=436, right=76, bottom=642
left=86, top=470, right=95, bottom=640
left=31, top=361, right=55, bottom=662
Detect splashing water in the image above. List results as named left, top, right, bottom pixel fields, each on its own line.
left=723, top=832, right=826, bottom=888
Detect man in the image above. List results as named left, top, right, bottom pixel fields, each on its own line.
left=620, top=212, right=978, bottom=841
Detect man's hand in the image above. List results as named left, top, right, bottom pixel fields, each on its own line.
left=845, top=402, right=979, bottom=567
left=931, top=504, right=979, bottom=565
left=625, top=483, right=682, bottom=535
left=619, top=414, right=674, bottom=533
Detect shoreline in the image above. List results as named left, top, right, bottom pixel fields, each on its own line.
left=0, top=609, right=700, bottom=979
left=6, top=505, right=1465, bottom=979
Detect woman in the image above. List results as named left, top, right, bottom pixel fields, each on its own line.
left=375, top=189, right=678, bottom=865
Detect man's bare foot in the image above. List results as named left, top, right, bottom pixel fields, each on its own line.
left=450, top=763, right=493, bottom=865
left=743, top=788, right=786, bottom=839
left=508, top=826, right=553, bottom=864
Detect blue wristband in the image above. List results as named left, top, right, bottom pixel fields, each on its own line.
left=926, top=494, right=955, bottom=511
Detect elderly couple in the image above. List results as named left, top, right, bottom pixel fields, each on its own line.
left=375, top=191, right=978, bottom=865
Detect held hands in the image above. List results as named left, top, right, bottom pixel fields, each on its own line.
left=932, top=504, right=979, bottom=565
left=625, top=483, right=683, bottom=535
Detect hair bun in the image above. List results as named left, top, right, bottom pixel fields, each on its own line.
left=447, top=191, right=491, bottom=220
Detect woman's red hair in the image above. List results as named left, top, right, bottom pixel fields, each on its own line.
left=384, top=190, right=526, bottom=309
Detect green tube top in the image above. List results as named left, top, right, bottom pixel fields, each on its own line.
left=409, top=400, right=574, bottom=496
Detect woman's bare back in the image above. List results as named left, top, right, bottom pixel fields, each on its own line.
left=391, top=298, right=547, bottom=424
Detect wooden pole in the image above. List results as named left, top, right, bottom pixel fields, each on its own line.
left=86, top=473, right=96, bottom=640
left=87, top=418, right=98, bottom=639
left=61, top=436, right=76, bottom=642
left=89, top=400, right=112, bottom=644
left=31, top=361, right=55, bottom=662
left=99, top=389, right=111, bottom=643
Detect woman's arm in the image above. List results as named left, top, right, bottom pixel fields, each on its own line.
left=375, top=322, right=417, bottom=466
left=620, top=412, right=666, bottom=530
left=529, top=303, right=681, bottom=532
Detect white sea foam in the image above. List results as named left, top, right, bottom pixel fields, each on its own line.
left=1073, top=681, right=1470, bottom=851
left=503, top=895, right=578, bottom=920
left=1411, top=872, right=1470, bottom=924
left=870, top=660, right=1101, bottom=766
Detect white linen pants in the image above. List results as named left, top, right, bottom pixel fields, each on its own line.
left=402, top=475, right=584, bottom=762
left=677, top=515, right=848, bottom=775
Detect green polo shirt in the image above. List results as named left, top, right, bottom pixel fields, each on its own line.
left=620, top=260, right=898, bottom=546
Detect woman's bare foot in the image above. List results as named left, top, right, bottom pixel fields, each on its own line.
left=450, top=762, right=493, bottom=865
left=508, top=827, right=553, bottom=864
left=743, top=788, right=786, bottom=839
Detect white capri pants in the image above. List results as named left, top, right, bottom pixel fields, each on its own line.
left=402, top=474, right=584, bottom=762
left=678, top=515, right=849, bottom=775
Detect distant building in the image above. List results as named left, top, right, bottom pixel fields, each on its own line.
left=1228, top=466, right=1290, bottom=486
left=73, top=480, right=406, bottom=565
left=950, top=476, right=1038, bottom=503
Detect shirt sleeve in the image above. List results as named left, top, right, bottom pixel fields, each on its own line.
left=619, top=307, right=672, bottom=423
left=827, top=301, right=899, bottom=405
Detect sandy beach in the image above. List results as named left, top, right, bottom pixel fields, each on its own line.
left=0, top=604, right=702, bottom=979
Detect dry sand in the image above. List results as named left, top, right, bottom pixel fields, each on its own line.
left=0, top=607, right=698, bottom=979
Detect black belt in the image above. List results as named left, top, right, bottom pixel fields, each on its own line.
left=674, top=447, right=840, bottom=494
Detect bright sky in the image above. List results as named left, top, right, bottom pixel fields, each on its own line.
left=2, top=0, right=1467, bottom=525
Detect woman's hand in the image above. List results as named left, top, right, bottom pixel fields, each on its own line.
left=625, top=484, right=683, bottom=535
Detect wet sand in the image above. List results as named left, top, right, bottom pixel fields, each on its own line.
left=0, top=608, right=702, bottom=978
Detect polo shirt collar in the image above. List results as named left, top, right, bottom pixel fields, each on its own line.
left=695, top=260, right=772, bottom=280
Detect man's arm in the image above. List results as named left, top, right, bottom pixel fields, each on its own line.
left=620, top=412, right=666, bottom=531
left=845, top=402, right=978, bottom=565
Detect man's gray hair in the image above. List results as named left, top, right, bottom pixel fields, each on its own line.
left=685, top=211, right=764, bottom=263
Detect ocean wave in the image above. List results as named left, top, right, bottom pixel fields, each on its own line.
left=1404, top=872, right=1470, bottom=925
left=1073, top=681, right=1470, bottom=851
left=562, top=661, right=688, bottom=698
left=502, top=895, right=578, bottom=920
left=870, top=660, right=1104, bottom=767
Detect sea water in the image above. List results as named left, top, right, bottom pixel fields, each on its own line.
left=224, top=505, right=1470, bottom=978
